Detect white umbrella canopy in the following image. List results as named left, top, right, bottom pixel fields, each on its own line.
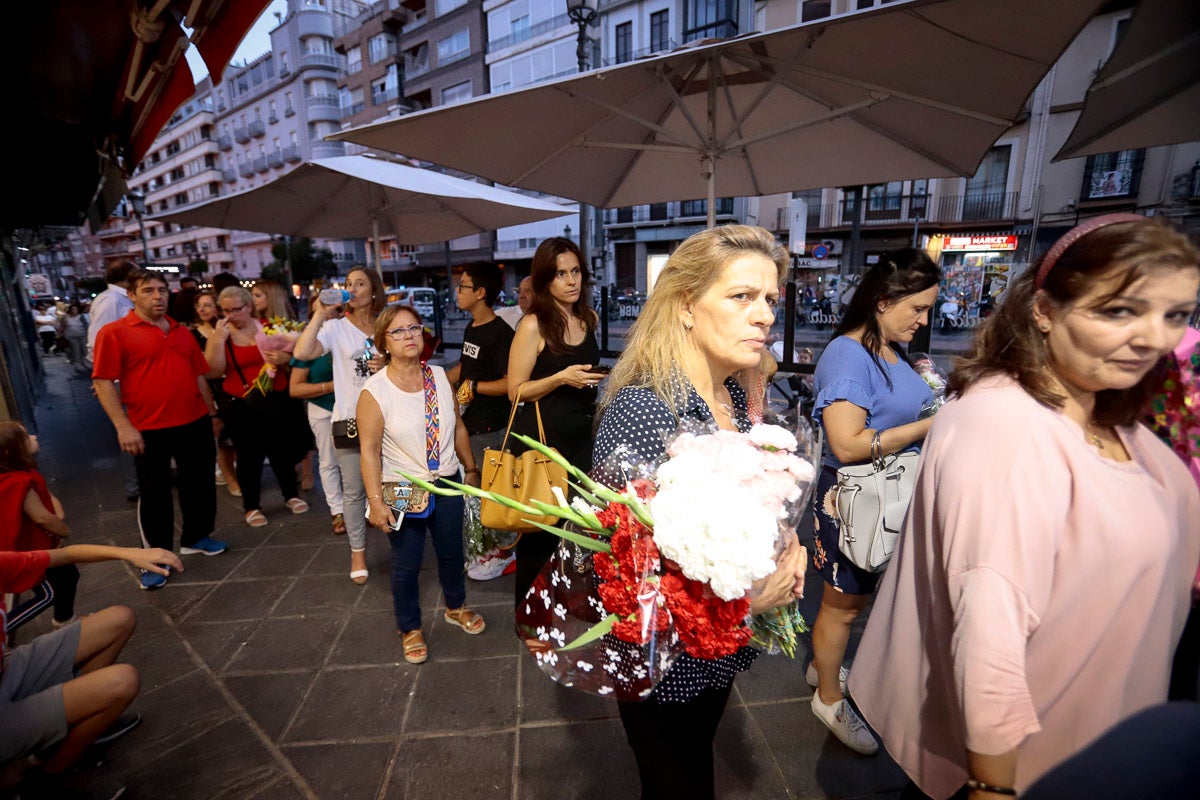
left=332, top=0, right=1105, bottom=227
left=154, top=155, right=576, bottom=257
left=1056, top=0, right=1200, bottom=160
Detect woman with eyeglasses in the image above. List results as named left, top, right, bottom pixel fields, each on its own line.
left=293, top=267, right=388, bottom=584
left=358, top=304, right=485, bottom=664
left=191, top=291, right=240, bottom=497
left=506, top=237, right=607, bottom=603
left=204, top=286, right=310, bottom=527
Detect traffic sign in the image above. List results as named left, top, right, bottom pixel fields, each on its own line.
left=812, top=244, right=829, bottom=259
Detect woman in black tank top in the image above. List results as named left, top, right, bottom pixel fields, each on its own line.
left=506, top=237, right=605, bottom=603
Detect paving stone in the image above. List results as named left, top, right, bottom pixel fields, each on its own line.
left=230, top=545, right=319, bottom=580
left=176, top=618, right=261, bottom=673
left=225, top=671, right=317, bottom=740
left=304, top=542, right=356, bottom=575
left=272, top=573, right=365, bottom=617
left=142, top=581, right=218, bottom=620
left=284, top=665, right=417, bottom=742
left=404, top=656, right=518, bottom=734
left=715, top=705, right=793, bottom=799
left=116, top=670, right=239, bottom=774
left=179, top=576, right=293, bottom=623
left=518, top=648, right=620, bottom=723
left=226, top=614, right=349, bottom=672
left=286, top=742, right=396, bottom=798
left=170, top=549, right=253, bottom=586
left=328, top=610, right=408, bottom=666
left=116, top=611, right=199, bottom=691
left=383, top=731, right=513, bottom=800
left=518, top=719, right=641, bottom=800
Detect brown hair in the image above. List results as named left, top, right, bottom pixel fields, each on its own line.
left=950, top=216, right=1200, bottom=426
left=528, top=237, right=595, bottom=354
left=253, top=279, right=295, bottom=320
left=373, top=304, right=422, bottom=357
left=125, top=268, right=168, bottom=292
left=348, top=266, right=387, bottom=317
left=0, top=421, right=37, bottom=472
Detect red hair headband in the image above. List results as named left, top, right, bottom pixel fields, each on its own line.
left=1034, top=213, right=1146, bottom=289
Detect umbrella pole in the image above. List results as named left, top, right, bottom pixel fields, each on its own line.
left=704, top=156, right=716, bottom=229
left=372, top=217, right=382, bottom=278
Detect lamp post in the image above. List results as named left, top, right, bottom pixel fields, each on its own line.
left=565, top=0, right=599, bottom=72
left=565, top=0, right=598, bottom=298
left=127, top=191, right=150, bottom=264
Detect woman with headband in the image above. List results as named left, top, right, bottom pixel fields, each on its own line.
left=847, top=214, right=1200, bottom=800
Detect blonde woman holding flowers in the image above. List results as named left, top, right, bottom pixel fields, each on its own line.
left=593, top=225, right=807, bottom=800
left=852, top=215, right=1200, bottom=800
left=358, top=304, right=484, bottom=664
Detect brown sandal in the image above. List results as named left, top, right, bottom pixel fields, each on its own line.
left=331, top=513, right=346, bottom=535
left=444, top=607, right=486, bottom=635
left=401, top=630, right=428, bottom=664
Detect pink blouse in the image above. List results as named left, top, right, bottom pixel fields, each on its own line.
left=848, top=375, right=1200, bottom=799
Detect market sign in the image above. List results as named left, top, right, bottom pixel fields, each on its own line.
left=940, top=235, right=1018, bottom=252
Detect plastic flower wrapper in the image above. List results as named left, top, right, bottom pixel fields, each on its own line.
left=911, top=352, right=948, bottom=419
left=1146, top=330, right=1200, bottom=463
left=401, top=417, right=819, bottom=699
left=461, top=495, right=518, bottom=560
left=248, top=317, right=303, bottom=396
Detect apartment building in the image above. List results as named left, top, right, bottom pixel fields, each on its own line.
left=121, top=78, right=231, bottom=282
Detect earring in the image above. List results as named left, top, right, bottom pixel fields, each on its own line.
left=1039, top=324, right=1050, bottom=333
left=683, top=321, right=693, bottom=332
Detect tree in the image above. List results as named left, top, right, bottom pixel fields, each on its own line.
left=267, top=237, right=338, bottom=284
left=186, top=258, right=209, bottom=278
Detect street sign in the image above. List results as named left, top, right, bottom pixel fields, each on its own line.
left=788, top=198, right=807, bottom=255
left=812, top=243, right=829, bottom=259
left=793, top=257, right=839, bottom=270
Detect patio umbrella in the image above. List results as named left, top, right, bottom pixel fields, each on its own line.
left=1056, top=0, right=1200, bottom=160
left=331, top=0, right=1105, bottom=227
left=153, top=155, right=575, bottom=269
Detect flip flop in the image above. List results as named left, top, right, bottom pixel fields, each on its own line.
left=244, top=509, right=267, bottom=528
left=286, top=498, right=310, bottom=514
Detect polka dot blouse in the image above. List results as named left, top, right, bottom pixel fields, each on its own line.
left=593, top=378, right=758, bottom=704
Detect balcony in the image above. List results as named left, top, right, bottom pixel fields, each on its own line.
left=222, top=168, right=237, bottom=182
left=488, top=13, right=570, bottom=53
left=301, top=52, right=340, bottom=70
left=284, top=105, right=295, bottom=117
left=283, top=144, right=302, bottom=163
left=233, top=127, right=250, bottom=143
left=810, top=191, right=1022, bottom=230
left=238, top=163, right=255, bottom=178
left=341, top=102, right=366, bottom=116
left=217, top=135, right=232, bottom=151
left=248, top=120, right=265, bottom=138
left=268, top=150, right=284, bottom=169
left=310, top=141, right=345, bottom=159
left=253, top=156, right=268, bottom=173
left=604, top=39, right=679, bottom=67
left=268, top=114, right=278, bottom=124
left=307, top=93, right=340, bottom=108
left=368, top=40, right=400, bottom=64
left=371, top=88, right=400, bottom=107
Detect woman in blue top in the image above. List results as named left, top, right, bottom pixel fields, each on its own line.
left=808, top=248, right=940, bottom=755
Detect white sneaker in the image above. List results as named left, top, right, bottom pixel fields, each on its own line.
left=806, top=661, right=850, bottom=696
left=467, top=552, right=516, bottom=581
left=811, top=692, right=878, bottom=755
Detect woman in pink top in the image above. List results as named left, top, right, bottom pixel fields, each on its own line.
left=849, top=214, right=1200, bottom=800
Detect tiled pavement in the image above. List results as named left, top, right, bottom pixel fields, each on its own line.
left=14, top=356, right=907, bottom=799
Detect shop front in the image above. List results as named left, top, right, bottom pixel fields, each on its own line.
left=926, top=234, right=1018, bottom=330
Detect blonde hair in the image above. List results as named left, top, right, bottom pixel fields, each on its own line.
left=599, top=225, right=788, bottom=421
left=253, top=279, right=294, bottom=320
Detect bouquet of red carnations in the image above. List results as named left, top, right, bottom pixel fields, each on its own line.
left=404, top=418, right=816, bottom=700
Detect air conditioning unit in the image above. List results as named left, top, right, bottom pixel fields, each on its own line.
left=819, top=239, right=843, bottom=255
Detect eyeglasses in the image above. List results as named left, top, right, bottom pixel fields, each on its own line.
left=386, top=325, right=424, bottom=340
left=220, top=304, right=247, bottom=314
left=456, top=284, right=477, bottom=293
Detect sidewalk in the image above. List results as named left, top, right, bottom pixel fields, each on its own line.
left=17, top=357, right=907, bottom=800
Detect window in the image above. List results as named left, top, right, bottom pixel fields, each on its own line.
left=371, top=78, right=392, bottom=106
left=964, top=145, right=1010, bottom=219
left=368, top=33, right=397, bottom=64
left=441, top=80, right=472, bottom=105
left=279, top=51, right=290, bottom=73
left=650, top=10, right=670, bottom=53
left=909, top=179, right=928, bottom=219
left=866, top=181, right=903, bottom=219
left=680, top=198, right=733, bottom=217
left=512, top=14, right=529, bottom=39
left=801, top=1, right=831, bottom=22
left=437, top=29, right=470, bottom=65
left=435, top=0, right=467, bottom=15
left=346, top=46, right=362, bottom=75
left=615, top=22, right=632, bottom=64
left=1081, top=149, right=1145, bottom=201
left=684, top=0, right=738, bottom=42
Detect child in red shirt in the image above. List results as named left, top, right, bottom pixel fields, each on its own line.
left=0, top=421, right=77, bottom=630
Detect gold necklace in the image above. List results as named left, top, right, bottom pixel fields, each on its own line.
left=1083, top=420, right=1106, bottom=450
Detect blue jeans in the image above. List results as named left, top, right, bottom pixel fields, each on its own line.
left=387, top=493, right=466, bottom=633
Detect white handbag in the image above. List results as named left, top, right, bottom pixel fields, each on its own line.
left=833, top=432, right=919, bottom=573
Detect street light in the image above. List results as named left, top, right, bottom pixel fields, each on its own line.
left=565, top=0, right=599, bottom=72
left=127, top=191, right=150, bottom=264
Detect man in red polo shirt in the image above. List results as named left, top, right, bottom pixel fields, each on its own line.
left=92, top=269, right=225, bottom=590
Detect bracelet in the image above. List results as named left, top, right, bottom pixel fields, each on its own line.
left=367, top=494, right=382, bottom=500
left=965, top=779, right=1017, bottom=796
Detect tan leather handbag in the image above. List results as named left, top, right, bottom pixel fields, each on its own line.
left=480, top=389, right=569, bottom=534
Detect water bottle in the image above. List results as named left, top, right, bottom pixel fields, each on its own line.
left=319, top=288, right=350, bottom=305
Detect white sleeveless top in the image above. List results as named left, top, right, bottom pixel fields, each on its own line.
left=361, top=366, right=460, bottom=480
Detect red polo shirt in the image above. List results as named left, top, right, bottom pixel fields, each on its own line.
left=92, top=311, right=210, bottom=431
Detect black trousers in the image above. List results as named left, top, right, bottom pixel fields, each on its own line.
left=616, top=683, right=733, bottom=800
left=224, top=395, right=303, bottom=513
left=514, top=530, right=558, bottom=606
left=134, top=415, right=216, bottom=550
